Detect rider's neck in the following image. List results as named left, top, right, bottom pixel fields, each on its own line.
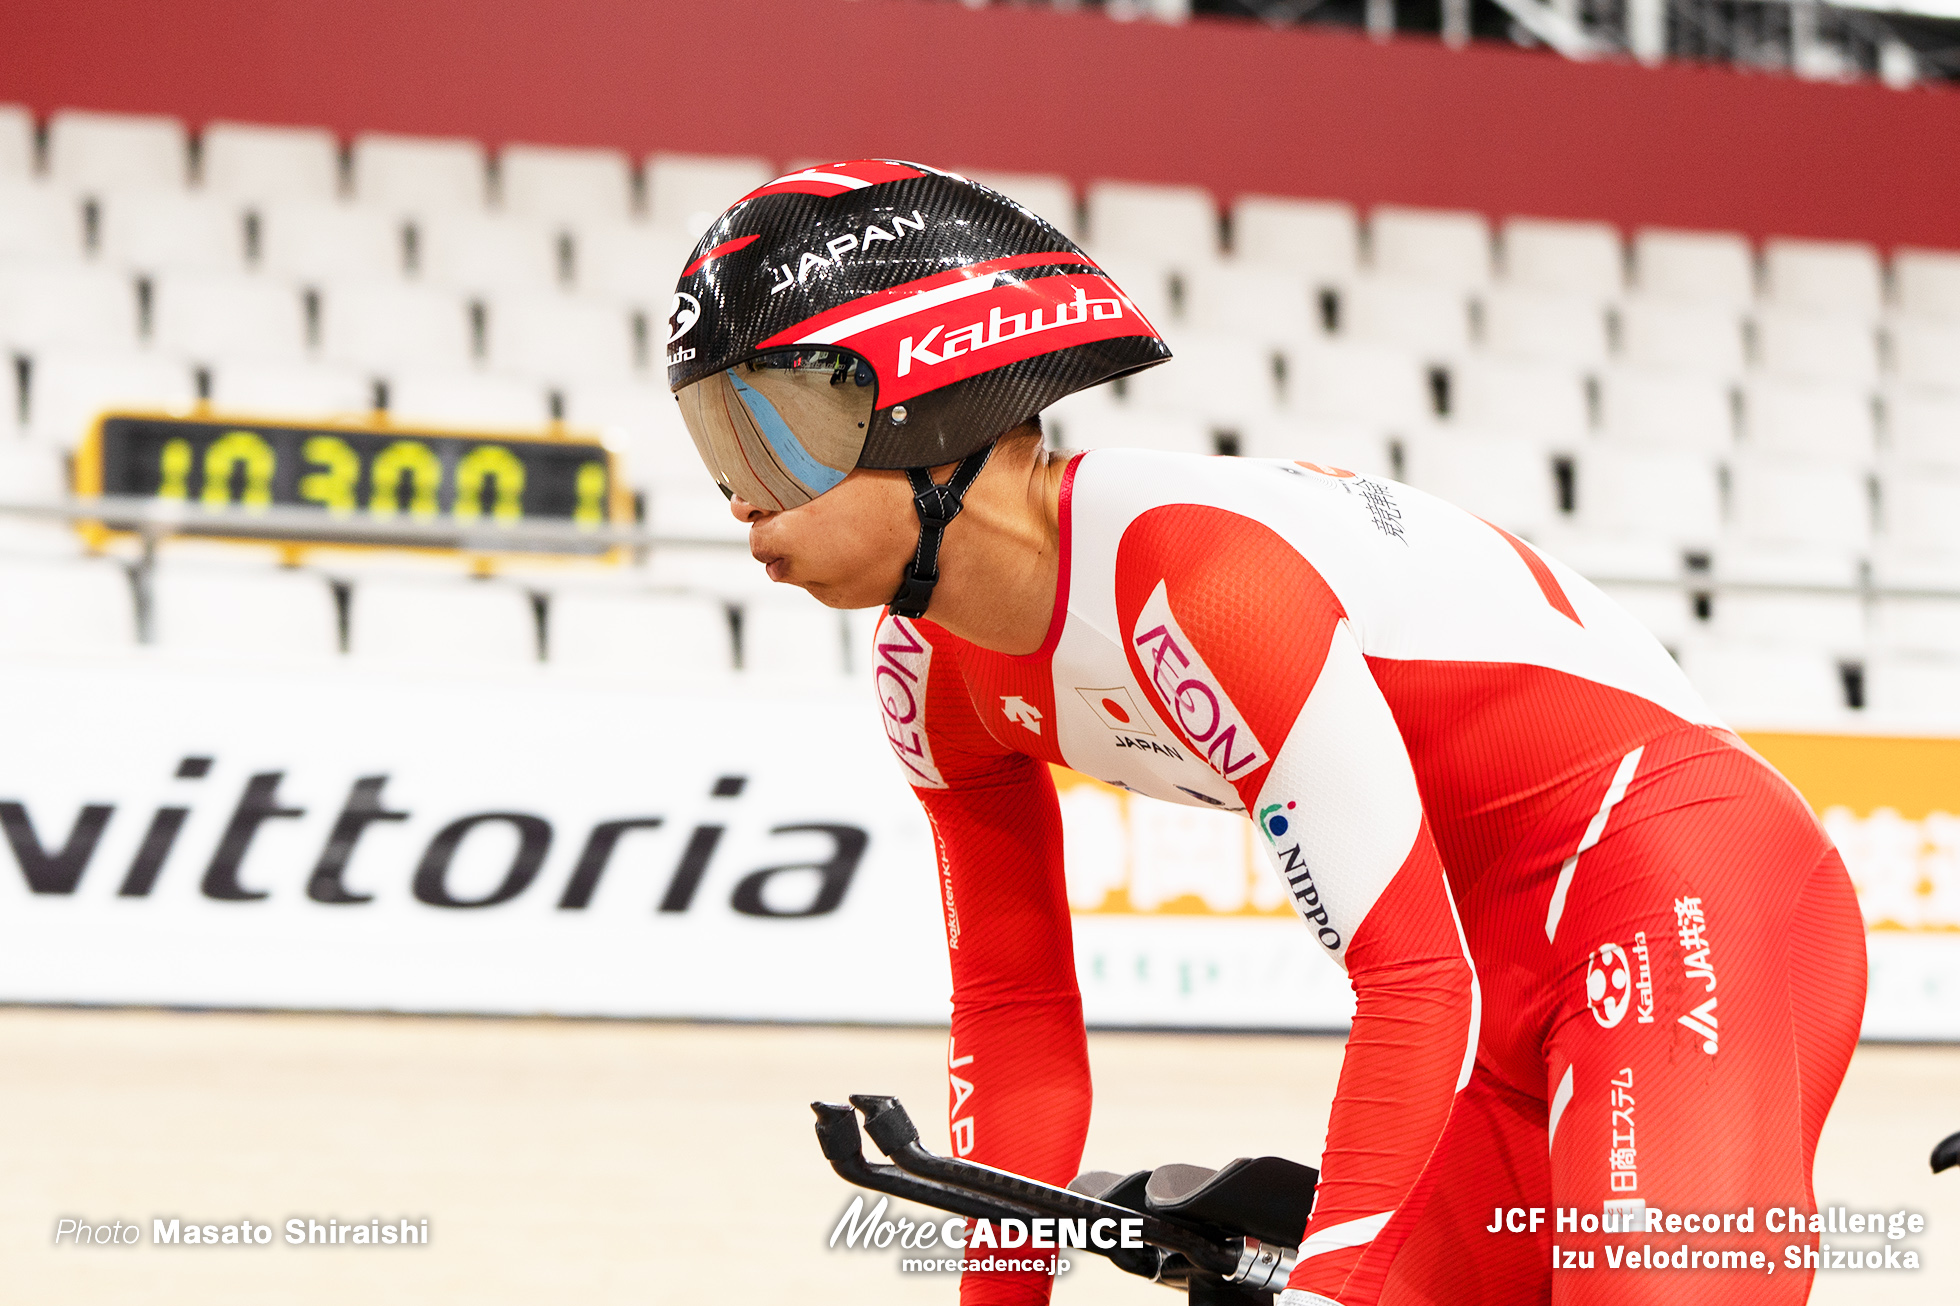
left=915, top=430, right=1069, bottom=658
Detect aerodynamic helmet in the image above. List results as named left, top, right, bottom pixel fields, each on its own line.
left=665, top=159, right=1171, bottom=616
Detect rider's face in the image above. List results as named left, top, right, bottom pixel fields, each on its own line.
left=730, top=467, right=918, bottom=610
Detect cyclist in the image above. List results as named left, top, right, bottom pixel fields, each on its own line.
left=667, top=161, right=1867, bottom=1305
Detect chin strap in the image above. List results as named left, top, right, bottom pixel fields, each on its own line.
left=886, top=445, right=995, bottom=620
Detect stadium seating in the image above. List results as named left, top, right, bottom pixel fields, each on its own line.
left=1674, top=642, right=1852, bottom=719
left=348, top=575, right=537, bottom=666
left=1885, top=389, right=1960, bottom=469
left=384, top=370, right=551, bottom=428
left=1595, top=367, right=1734, bottom=452
left=498, top=143, right=635, bottom=226
left=1338, top=277, right=1472, bottom=355
left=1230, top=195, right=1359, bottom=278
left=1446, top=357, right=1589, bottom=443
left=1761, top=238, right=1884, bottom=315
left=1615, top=297, right=1747, bottom=376
left=575, top=221, right=695, bottom=303
left=149, top=272, right=310, bottom=362
left=350, top=132, right=488, bottom=215
left=1752, top=308, right=1881, bottom=385
left=1181, top=263, right=1319, bottom=341
left=0, top=106, right=1952, bottom=726
left=1888, top=317, right=1960, bottom=390
left=207, top=359, right=370, bottom=417
left=151, top=566, right=341, bottom=658
left=1401, top=431, right=1560, bottom=536
left=317, top=280, right=475, bottom=371
left=549, top=588, right=734, bottom=677
left=1632, top=229, right=1755, bottom=306
left=743, top=590, right=850, bottom=678
left=414, top=211, right=563, bottom=295
left=94, top=189, right=249, bottom=275
left=486, top=292, right=637, bottom=382
left=1499, top=217, right=1624, bottom=298
left=255, top=200, right=406, bottom=282
left=0, top=180, right=87, bottom=259
left=644, top=153, right=771, bottom=236
left=1479, top=286, right=1611, bottom=367
left=45, top=110, right=188, bottom=191
left=0, top=260, right=142, bottom=351
left=1369, top=207, right=1492, bottom=288
left=199, top=121, right=341, bottom=204
left=24, top=348, right=197, bottom=447
left=1893, top=248, right=1960, bottom=320
left=1281, top=341, right=1433, bottom=426
left=0, top=555, right=138, bottom=652
left=1085, top=180, right=1220, bottom=264
left=0, top=104, right=33, bottom=177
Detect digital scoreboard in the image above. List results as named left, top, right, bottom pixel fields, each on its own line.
left=78, top=411, right=627, bottom=555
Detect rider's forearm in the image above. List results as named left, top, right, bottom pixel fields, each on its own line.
left=1286, top=829, right=1477, bottom=1303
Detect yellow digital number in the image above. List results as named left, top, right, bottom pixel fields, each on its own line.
left=574, top=461, right=607, bottom=527
left=157, top=438, right=192, bottom=501
left=200, top=430, right=276, bottom=510
left=453, top=445, right=526, bottom=523
left=298, top=436, right=360, bottom=516
left=369, top=440, right=442, bottom=520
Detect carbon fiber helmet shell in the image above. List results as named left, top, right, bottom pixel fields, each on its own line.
left=665, top=160, right=1171, bottom=471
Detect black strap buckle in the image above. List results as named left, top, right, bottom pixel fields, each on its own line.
left=886, top=445, right=994, bottom=620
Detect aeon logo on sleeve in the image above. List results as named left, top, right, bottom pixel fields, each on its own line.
left=1129, top=581, right=1268, bottom=783
left=873, top=617, right=947, bottom=790
left=1587, top=942, right=1632, bottom=1027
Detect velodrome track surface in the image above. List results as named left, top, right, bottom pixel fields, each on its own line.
left=4, top=1008, right=1953, bottom=1304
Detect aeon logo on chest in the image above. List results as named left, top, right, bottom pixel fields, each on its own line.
left=1129, top=582, right=1268, bottom=783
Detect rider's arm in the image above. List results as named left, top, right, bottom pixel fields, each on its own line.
left=1116, top=506, right=1478, bottom=1305
left=876, top=613, right=1090, bottom=1306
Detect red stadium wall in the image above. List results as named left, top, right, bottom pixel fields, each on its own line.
left=3, top=0, right=1958, bottom=249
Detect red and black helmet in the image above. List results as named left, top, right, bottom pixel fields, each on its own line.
left=667, top=160, right=1170, bottom=617
left=666, top=160, right=1170, bottom=503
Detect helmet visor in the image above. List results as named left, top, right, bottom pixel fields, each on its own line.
left=676, top=348, right=877, bottom=512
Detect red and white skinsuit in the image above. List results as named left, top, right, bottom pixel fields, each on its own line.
left=872, top=450, right=1866, bottom=1306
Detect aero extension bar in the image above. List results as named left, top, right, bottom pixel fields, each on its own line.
left=811, top=1095, right=1298, bottom=1296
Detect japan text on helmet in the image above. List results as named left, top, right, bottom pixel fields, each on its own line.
left=665, top=160, right=1171, bottom=516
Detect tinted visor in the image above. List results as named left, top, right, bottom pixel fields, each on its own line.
left=676, top=348, right=877, bottom=511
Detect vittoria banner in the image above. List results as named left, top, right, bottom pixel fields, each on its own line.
left=0, top=653, right=1347, bottom=1029
left=0, top=654, right=1949, bottom=1037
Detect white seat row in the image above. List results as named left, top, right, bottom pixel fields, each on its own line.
left=1165, top=265, right=1960, bottom=388
left=1675, top=641, right=1960, bottom=721
left=0, top=553, right=876, bottom=676
left=3, top=108, right=771, bottom=237
left=1087, top=185, right=1957, bottom=319
left=0, top=183, right=702, bottom=304
left=15, top=111, right=1960, bottom=321
left=2, top=551, right=1953, bottom=722
left=1044, top=398, right=1955, bottom=553
left=0, top=274, right=659, bottom=406
left=1065, top=333, right=1956, bottom=469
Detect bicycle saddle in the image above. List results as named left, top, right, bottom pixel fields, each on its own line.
left=1142, top=1157, right=1320, bottom=1249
